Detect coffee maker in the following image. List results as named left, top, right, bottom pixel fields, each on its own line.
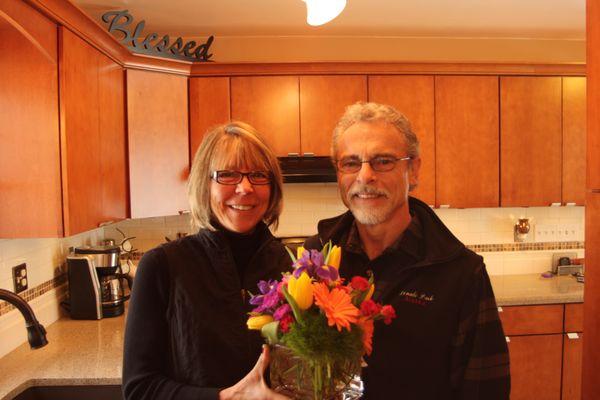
left=67, top=244, right=132, bottom=319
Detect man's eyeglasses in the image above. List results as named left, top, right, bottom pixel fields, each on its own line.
left=335, top=156, right=412, bottom=174
left=211, top=170, right=272, bottom=185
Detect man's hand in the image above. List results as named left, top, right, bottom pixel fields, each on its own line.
left=219, top=345, right=290, bottom=400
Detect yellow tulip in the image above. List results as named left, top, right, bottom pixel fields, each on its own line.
left=296, top=246, right=306, bottom=260
left=327, top=245, right=341, bottom=269
left=247, top=315, right=274, bottom=330
left=364, top=284, right=375, bottom=302
left=287, top=272, right=314, bottom=310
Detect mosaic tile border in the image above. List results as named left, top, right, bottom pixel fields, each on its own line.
left=0, top=274, right=67, bottom=317
left=0, top=240, right=584, bottom=317
left=467, top=241, right=584, bottom=253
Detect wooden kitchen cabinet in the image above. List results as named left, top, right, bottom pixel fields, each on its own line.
left=127, top=70, right=189, bottom=218
left=231, top=76, right=300, bottom=156
left=508, top=334, right=563, bottom=400
left=562, top=77, right=587, bottom=205
left=59, top=28, right=128, bottom=236
left=500, top=77, right=562, bottom=206
left=435, top=76, right=499, bottom=208
left=189, top=77, right=230, bottom=161
left=563, top=303, right=584, bottom=400
left=368, top=75, right=435, bottom=205
left=0, top=0, right=63, bottom=237
left=299, top=75, right=367, bottom=156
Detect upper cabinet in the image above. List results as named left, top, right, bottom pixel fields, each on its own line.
left=500, top=77, right=562, bottom=207
left=368, top=75, right=435, bottom=206
left=231, top=76, right=300, bottom=156
left=435, top=76, right=500, bottom=208
left=189, top=77, right=230, bottom=161
left=562, top=77, right=586, bottom=205
left=127, top=69, right=189, bottom=218
left=0, top=0, right=63, bottom=237
left=59, top=28, right=128, bottom=236
left=299, top=75, right=367, bottom=156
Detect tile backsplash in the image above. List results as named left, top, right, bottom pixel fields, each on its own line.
left=0, top=183, right=585, bottom=357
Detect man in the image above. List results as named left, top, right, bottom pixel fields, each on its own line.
left=304, top=102, right=510, bottom=399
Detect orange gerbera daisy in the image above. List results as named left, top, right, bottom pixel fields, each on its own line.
left=356, top=317, right=374, bottom=355
left=313, top=282, right=360, bottom=331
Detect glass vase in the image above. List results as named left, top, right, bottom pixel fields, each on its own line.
left=269, top=344, right=363, bottom=400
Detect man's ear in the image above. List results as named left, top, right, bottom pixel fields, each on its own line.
left=408, top=157, right=421, bottom=191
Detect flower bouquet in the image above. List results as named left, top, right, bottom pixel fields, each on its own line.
left=247, top=242, right=397, bottom=400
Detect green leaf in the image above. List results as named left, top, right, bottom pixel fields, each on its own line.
left=261, top=321, right=280, bottom=345
left=285, top=246, right=297, bottom=263
left=282, top=285, right=304, bottom=325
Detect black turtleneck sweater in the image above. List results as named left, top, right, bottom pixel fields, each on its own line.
left=122, top=223, right=291, bottom=400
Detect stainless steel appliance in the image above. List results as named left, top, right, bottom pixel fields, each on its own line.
left=67, top=245, right=131, bottom=319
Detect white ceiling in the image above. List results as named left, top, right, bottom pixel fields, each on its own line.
left=73, top=0, right=585, bottom=40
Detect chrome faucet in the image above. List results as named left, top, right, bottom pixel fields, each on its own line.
left=0, top=289, right=48, bottom=349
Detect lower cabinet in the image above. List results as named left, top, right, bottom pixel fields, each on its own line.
left=500, top=303, right=583, bottom=400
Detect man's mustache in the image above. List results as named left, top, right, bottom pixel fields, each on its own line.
left=348, top=185, right=389, bottom=198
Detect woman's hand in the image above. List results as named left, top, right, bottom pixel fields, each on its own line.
left=219, top=345, right=290, bottom=400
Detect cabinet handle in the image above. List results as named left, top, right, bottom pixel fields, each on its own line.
left=439, top=204, right=450, bottom=209
left=302, top=152, right=315, bottom=157
left=550, top=202, right=561, bottom=207
left=287, top=153, right=300, bottom=157
left=505, top=336, right=510, bottom=343
left=497, top=306, right=503, bottom=312
left=566, top=332, right=580, bottom=340
left=178, top=210, right=190, bottom=215
left=565, top=202, right=576, bottom=206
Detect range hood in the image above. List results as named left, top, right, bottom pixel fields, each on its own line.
left=278, top=156, right=337, bottom=183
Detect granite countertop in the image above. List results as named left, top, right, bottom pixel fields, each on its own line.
left=0, top=273, right=584, bottom=399
left=0, top=311, right=125, bottom=400
left=491, top=274, right=584, bottom=306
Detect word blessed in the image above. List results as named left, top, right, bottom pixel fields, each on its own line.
left=101, top=10, right=214, bottom=62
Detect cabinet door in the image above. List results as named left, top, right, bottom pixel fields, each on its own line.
left=562, top=332, right=583, bottom=400
left=59, top=28, right=128, bottom=235
left=368, top=76, right=435, bottom=205
left=498, top=304, right=564, bottom=336
left=500, top=77, right=562, bottom=206
left=127, top=70, right=189, bottom=218
left=435, top=76, right=499, bottom=208
left=231, top=76, right=300, bottom=156
left=583, top=193, right=600, bottom=396
left=0, top=1, right=63, bottom=237
left=508, top=334, right=563, bottom=400
left=300, top=75, right=367, bottom=156
left=562, top=77, right=586, bottom=205
left=189, top=77, right=230, bottom=161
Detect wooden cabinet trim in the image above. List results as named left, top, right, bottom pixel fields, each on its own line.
left=565, top=303, right=584, bottom=333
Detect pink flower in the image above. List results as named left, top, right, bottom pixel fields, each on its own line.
left=381, top=305, right=397, bottom=325
left=351, top=276, right=370, bottom=291
left=279, top=314, right=294, bottom=333
left=360, top=299, right=380, bottom=317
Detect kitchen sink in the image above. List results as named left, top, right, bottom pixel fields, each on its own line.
left=11, top=385, right=122, bottom=400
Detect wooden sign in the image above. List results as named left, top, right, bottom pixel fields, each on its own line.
left=101, top=10, right=214, bottom=62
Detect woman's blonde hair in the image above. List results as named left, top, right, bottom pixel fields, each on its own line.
left=188, top=121, right=283, bottom=231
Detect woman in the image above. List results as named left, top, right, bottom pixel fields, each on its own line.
left=123, top=122, right=291, bottom=400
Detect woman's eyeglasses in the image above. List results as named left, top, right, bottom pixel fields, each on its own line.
left=335, top=156, right=412, bottom=174
left=211, top=170, right=272, bottom=185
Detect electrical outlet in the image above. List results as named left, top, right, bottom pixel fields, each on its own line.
left=12, top=263, right=28, bottom=293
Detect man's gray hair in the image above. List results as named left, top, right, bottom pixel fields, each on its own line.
left=331, top=102, right=420, bottom=160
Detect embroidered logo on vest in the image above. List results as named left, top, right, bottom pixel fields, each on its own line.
left=398, top=290, right=435, bottom=306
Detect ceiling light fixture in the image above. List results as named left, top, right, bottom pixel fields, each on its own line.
left=303, top=0, right=347, bottom=26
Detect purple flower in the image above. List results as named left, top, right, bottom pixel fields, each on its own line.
left=293, top=250, right=339, bottom=282
left=273, top=304, right=292, bottom=321
left=249, top=279, right=281, bottom=313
